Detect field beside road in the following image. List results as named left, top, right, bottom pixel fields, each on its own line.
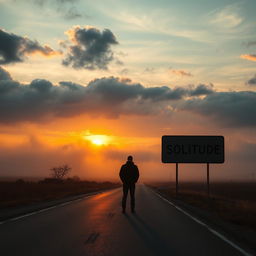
left=148, top=181, right=256, bottom=231
left=0, top=179, right=120, bottom=209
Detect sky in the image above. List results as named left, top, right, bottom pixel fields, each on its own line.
left=0, top=0, right=256, bottom=182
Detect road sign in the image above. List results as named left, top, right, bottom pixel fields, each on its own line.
left=162, top=135, right=224, bottom=163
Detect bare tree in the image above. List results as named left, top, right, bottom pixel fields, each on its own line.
left=50, top=164, right=72, bottom=180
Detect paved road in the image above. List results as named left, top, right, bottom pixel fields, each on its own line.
left=0, top=185, right=246, bottom=256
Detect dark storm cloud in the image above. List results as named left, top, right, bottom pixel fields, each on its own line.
left=0, top=67, right=20, bottom=94
left=140, top=86, right=186, bottom=100
left=182, top=91, right=256, bottom=127
left=30, top=79, right=53, bottom=92
left=0, top=67, right=216, bottom=123
left=1, top=67, right=255, bottom=127
left=0, top=66, right=12, bottom=80
left=246, top=75, right=256, bottom=86
left=86, top=78, right=214, bottom=102
left=62, top=26, right=118, bottom=70
left=0, top=29, right=60, bottom=64
left=189, top=84, right=214, bottom=96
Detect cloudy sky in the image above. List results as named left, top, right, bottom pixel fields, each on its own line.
left=0, top=0, right=255, bottom=181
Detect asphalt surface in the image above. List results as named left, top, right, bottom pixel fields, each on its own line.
left=0, top=185, right=247, bottom=256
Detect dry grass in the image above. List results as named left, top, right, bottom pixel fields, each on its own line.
left=0, top=180, right=120, bottom=209
left=148, top=181, right=256, bottom=230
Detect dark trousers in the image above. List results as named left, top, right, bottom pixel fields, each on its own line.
left=122, top=183, right=136, bottom=211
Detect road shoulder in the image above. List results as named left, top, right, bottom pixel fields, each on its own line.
left=147, top=185, right=256, bottom=256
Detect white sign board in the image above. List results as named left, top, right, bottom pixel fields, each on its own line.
left=162, top=136, right=224, bottom=163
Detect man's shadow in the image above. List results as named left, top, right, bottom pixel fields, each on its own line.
left=125, top=213, right=177, bottom=255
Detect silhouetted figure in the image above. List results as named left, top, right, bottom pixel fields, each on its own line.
left=119, top=155, right=139, bottom=213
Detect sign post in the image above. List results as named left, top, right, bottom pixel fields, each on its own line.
left=162, top=135, right=224, bottom=197
left=176, top=163, right=179, bottom=196
left=207, top=163, right=210, bottom=197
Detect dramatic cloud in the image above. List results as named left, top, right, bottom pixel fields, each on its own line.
left=246, top=75, right=256, bottom=86
left=0, top=29, right=60, bottom=64
left=1, top=67, right=255, bottom=127
left=182, top=91, right=256, bottom=127
left=169, top=69, right=193, bottom=77
left=0, top=66, right=12, bottom=80
left=189, top=84, right=214, bottom=96
left=240, top=54, right=256, bottom=62
left=62, top=26, right=118, bottom=69
left=0, top=67, right=214, bottom=123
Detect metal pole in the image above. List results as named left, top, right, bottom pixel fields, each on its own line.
left=176, top=163, right=179, bottom=196
left=207, top=163, right=210, bottom=197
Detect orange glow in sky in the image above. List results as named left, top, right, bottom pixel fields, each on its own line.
left=84, top=134, right=112, bottom=146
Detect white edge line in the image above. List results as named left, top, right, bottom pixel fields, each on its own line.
left=0, top=192, right=103, bottom=225
left=150, top=188, right=253, bottom=256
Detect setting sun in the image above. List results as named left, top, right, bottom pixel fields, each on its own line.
left=92, top=138, right=104, bottom=146
left=84, top=135, right=110, bottom=146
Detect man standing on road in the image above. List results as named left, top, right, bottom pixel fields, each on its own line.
left=119, top=155, right=139, bottom=213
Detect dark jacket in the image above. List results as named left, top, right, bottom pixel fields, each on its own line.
left=119, top=161, right=139, bottom=184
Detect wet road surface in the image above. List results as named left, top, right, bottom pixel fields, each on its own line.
left=0, top=185, right=245, bottom=256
